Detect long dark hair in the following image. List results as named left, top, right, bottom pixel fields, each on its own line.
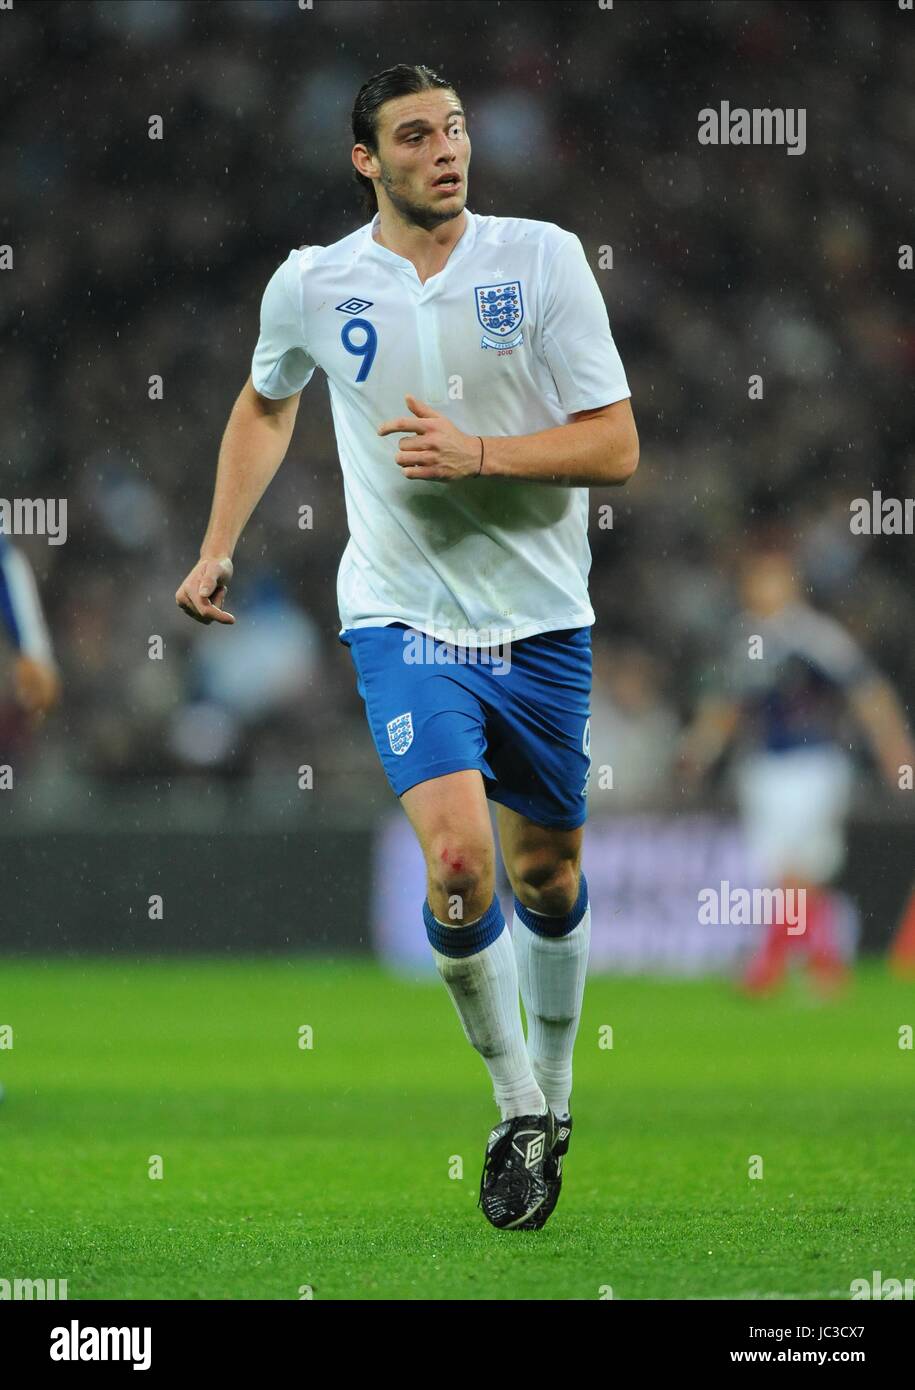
left=351, top=63, right=457, bottom=217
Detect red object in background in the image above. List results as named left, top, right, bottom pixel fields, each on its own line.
left=743, top=887, right=849, bottom=997
left=889, top=886, right=915, bottom=980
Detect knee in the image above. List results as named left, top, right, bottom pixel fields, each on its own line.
left=512, top=850, right=580, bottom=917
left=427, top=836, right=492, bottom=916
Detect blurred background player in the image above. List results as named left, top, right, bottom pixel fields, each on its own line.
left=680, top=541, right=913, bottom=996
left=0, top=533, right=60, bottom=1105
left=0, top=533, right=61, bottom=744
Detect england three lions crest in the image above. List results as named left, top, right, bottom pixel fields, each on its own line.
left=475, top=280, right=524, bottom=350
left=386, top=711, right=414, bottom=755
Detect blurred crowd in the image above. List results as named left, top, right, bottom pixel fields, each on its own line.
left=1, top=0, right=912, bottom=814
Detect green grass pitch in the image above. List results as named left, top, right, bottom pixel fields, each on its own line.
left=1, top=958, right=913, bottom=1300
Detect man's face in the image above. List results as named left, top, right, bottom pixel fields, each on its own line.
left=741, top=553, right=798, bottom=617
left=360, top=88, right=470, bottom=230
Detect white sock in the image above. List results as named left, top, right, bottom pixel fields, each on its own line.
left=512, top=888, right=591, bottom=1119
left=425, top=898, right=546, bottom=1121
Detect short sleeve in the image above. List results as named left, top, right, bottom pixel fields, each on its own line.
left=251, top=250, right=317, bottom=399
left=799, top=612, right=875, bottom=690
left=541, top=232, right=630, bottom=415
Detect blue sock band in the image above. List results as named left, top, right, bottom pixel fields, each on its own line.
left=514, top=871, right=589, bottom=938
left=423, top=894, right=506, bottom=958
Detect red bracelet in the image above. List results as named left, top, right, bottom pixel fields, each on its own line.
left=477, top=437, right=485, bottom=476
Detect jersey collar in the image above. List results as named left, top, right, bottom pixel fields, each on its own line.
left=363, top=207, right=477, bottom=287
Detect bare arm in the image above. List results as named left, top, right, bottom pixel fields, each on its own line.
left=847, top=677, right=915, bottom=788
left=482, top=399, right=639, bottom=486
left=377, top=395, right=638, bottom=487
left=176, top=376, right=301, bottom=624
left=201, top=376, right=301, bottom=558
left=678, top=697, right=742, bottom=783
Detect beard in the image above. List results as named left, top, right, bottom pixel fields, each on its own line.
left=378, top=165, right=465, bottom=231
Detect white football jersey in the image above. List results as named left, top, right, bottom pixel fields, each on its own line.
left=251, top=207, right=631, bottom=645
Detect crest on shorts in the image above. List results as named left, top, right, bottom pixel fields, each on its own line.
left=475, top=280, right=524, bottom=349
left=387, top=711, right=414, bottom=755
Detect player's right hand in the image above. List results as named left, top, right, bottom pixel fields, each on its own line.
left=175, top=556, right=236, bottom=625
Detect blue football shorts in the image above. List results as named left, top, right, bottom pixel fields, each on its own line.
left=339, top=622, right=593, bottom=830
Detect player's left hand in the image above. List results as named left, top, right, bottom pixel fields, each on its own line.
left=377, top=395, right=483, bottom=482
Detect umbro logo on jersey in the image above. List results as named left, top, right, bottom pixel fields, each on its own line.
left=336, top=297, right=374, bottom=315
left=386, top=711, right=414, bottom=755
left=557, top=1127, right=571, bottom=1143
